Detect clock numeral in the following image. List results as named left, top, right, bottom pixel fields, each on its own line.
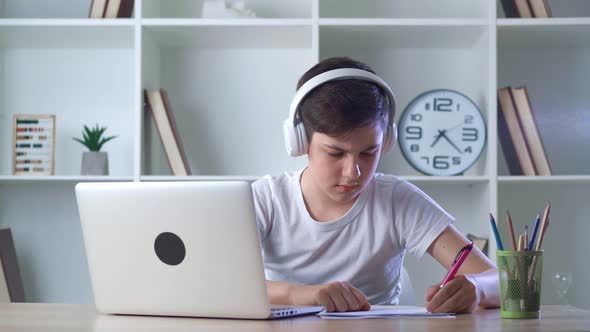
left=464, top=146, right=473, bottom=153
left=405, top=126, right=422, bottom=140
left=433, top=98, right=452, bottom=112
left=411, top=114, right=422, bottom=122
left=410, top=144, right=419, bottom=152
left=464, top=114, right=474, bottom=124
left=452, top=157, right=461, bottom=165
left=462, top=128, right=478, bottom=142
left=433, top=156, right=450, bottom=169
left=421, top=156, right=429, bottom=164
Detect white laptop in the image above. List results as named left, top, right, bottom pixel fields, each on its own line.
left=75, top=181, right=323, bottom=319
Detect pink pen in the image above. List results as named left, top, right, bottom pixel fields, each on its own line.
left=440, top=242, right=474, bottom=289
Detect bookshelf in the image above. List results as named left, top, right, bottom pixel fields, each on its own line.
left=0, top=0, right=588, bottom=309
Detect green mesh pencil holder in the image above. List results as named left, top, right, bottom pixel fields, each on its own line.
left=497, top=250, right=543, bottom=319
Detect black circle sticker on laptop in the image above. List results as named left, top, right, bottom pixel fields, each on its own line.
left=154, top=232, right=186, bottom=266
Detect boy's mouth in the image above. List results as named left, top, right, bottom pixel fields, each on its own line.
left=336, top=184, right=358, bottom=192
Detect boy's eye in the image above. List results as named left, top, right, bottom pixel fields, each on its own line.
left=328, top=152, right=343, bottom=157
left=362, top=151, right=377, bottom=157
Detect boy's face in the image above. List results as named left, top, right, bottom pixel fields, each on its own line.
left=306, top=125, right=383, bottom=205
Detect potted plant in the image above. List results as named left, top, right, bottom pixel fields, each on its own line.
left=73, top=124, right=118, bottom=175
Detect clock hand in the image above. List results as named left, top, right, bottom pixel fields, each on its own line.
left=440, top=131, right=463, bottom=154
left=445, top=122, right=464, bottom=133
left=430, top=130, right=444, bottom=148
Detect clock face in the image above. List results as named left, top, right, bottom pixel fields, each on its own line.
left=398, top=89, right=486, bottom=176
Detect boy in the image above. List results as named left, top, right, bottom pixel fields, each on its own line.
left=252, top=57, right=500, bottom=313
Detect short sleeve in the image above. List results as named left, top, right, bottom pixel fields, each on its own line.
left=251, top=176, right=274, bottom=244
left=392, top=181, right=455, bottom=258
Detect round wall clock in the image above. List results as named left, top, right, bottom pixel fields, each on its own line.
left=398, top=89, right=486, bottom=176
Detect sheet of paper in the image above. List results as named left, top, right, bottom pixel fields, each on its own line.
left=317, top=305, right=455, bottom=319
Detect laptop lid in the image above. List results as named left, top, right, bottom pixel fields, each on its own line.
left=76, top=181, right=275, bottom=319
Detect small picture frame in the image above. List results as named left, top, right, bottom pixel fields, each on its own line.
left=12, top=114, right=56, bottom=176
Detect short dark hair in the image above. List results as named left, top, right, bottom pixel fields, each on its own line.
left=296, top=57, right=390, bottom=141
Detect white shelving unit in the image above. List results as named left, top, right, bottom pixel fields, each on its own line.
left=0, top=0, right=588, bottom=309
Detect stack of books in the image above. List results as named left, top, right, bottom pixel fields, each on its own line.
left=497, top=86, right=551, bottom=176
left=501, top=0, right=552, bottom=18
left=89, top=0, right=134, bottom=18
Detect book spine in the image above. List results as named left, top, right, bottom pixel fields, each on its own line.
left=117, top=0, right=134, bottom=18
left=144, top=89, right=190, bottom=176
left=497, top=88, right=536, bottom=175
left=513, top=87, right=552, bottom=175
left=160, top=89, right=190, bottom=176
left=500, top=0, right=519, bottom=18
left=497, top=100, right=523, bottom=175
left=514, top=0, right=533, bottom=17
left=528, top=0, right=551, bottom=18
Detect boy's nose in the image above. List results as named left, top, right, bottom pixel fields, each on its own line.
left=343, top=159, right=361, bottom=179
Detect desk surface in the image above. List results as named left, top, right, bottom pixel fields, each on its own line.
left=1, top=304, right=589, bottom=332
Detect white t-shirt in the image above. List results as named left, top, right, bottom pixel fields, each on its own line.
left=251, top=168, right=454, bottom=305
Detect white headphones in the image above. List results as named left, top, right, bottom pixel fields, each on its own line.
left=283, top=68, right=398, bottom=157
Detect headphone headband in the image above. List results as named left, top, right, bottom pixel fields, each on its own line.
left=287, top=68, right=396, bottom=129
left=283, top=68, right=397, bottom=157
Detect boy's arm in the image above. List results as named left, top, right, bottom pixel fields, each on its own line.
left=425, top=225, right=500, bottom=313
left=266, top=280, right=371, bottom=312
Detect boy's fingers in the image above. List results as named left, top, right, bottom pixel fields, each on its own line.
left=340, top=284, right=361, bottom=311
left=318, top=291, right=336, bottom=312
left=425, top=284, right=440, bottom=302
left=331, top=291, right=349, bottom=312
left=431, top=287, right=466, bottom=313
left=360, top=302, right=371, bottom=311
left=350, top=286, right=369, bottom=308
left=429, top=280, right=461, bottom=312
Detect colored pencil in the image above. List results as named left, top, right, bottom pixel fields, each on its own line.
left=489, top=213, right=503, bottom=251
left=506, top=210, right=517, bottom=250
left=529, top=214, right=541, bottom=250
left=534, top=202, right=551, bottom=251
left=524, top=225, right=529, bottom=250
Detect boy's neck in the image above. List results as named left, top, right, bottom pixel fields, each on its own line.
left=299, top=168, right=357, bottom=222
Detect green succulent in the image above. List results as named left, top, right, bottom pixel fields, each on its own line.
left=73, top=124, right=118, bottom=152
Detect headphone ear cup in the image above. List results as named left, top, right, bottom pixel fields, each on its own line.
left=283, top=120, right=299, bottom=157
left=381, top=123, right=398, bottom=155
left=283, top=119, right=308, bottom=157
left=294, top=122, right=308, bottom=156
left=391, top=123, right=398, bottom=147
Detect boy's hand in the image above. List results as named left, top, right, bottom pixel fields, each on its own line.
left=296, top=281, right=371, bottom=312
left=425, top=274, right=480, bottom=313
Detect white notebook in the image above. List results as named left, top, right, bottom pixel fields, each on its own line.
left=317, top=305, right=455, bottom=319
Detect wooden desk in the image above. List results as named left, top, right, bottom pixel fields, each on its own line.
left=1, top=304, right=589, bottom=332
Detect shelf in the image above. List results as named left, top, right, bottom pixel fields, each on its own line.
left=0, top=176, right=133, bottom=184
left=320, top=0, right=489, bottom=19
left=498, top=176, right=590, bottom=184
left=142, top=23, right=312, bottom=48
left=497, top=18, right=590, bottom=26
left=141, top=0, right=312, bottom=19
left=319, top=18, right=489, bottom=26
left=141, top=175, right=260, bottom=182
left=402, top=176, right=489, bottom=184
left=497, top=19, right=590, bottom=48
left=0, top=19, right=135, bottom=26
left=0, top=23, right=134, bottom=48
left=0, top=0, right=101, bottom=19
left=142, top=18, right=313, bottom=26
left=319, top=23, right=487, bottom=49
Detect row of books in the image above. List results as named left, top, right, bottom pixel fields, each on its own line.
left=89, top=0, right=134, bottom=18
left=498, top=86, right=551, bottom=176
left=501, top=0, right=552, bottom=18
left=145, top=89, right=191, bottom=176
